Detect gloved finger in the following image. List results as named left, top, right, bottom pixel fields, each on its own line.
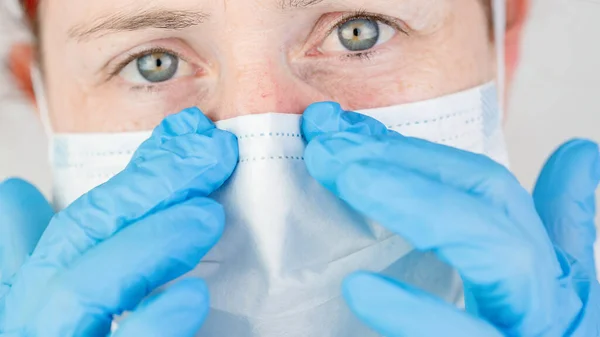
left=304, top=126, right=552, bottom=257
left=303, top=102, right=534, bottom=221
left=332, top=162, right=559, bottom=335
left=25, top=197, right=223, bottom=336
left=303, top=102, right=519, bottom=204
left=533, top=139, right=600, bottom=276
left=38, top=107, right=236, bottom=259
left=113, top=278, right=210, bottom=337
left=9, top=108, right=237, bottom=310
left=301, top=102, right=391, bottom=142
left=0, top=178, right=53, bottom=288
left=343, top=272, right=503, bottom=337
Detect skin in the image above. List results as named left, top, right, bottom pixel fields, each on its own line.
left=10, top=0, right=529, bottom=133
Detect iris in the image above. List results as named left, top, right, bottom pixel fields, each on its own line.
left=137, top=52, right=179, bottom=83
left=338, top=18, right=380, bottom=52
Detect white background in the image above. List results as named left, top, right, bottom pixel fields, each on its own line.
left=0, top=0, right=599, bottom=202
left=506, top=0, right=600, bottom=189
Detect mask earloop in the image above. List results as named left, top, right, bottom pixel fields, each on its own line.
left=30, top=64, right=55, bottom=165
left=30, top=65, right=53, bottom=137
left=492, top=0, right=506, bottom=116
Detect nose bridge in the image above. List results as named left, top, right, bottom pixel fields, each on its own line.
left=214, top=56, right=303, bottom=119
left=208, top=29, right=322, bottom=120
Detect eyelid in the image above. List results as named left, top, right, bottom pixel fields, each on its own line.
left=105, top=39, right=203, bottom=81
left=324, top=10, right=409, bottom=40
left=108, top=47, right=185, bottom=79
left=300, top=11, right=409, bottom=59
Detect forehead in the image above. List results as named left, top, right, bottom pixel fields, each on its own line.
left=41, top=0, right=449, bottom=10
left=38, top=0, right=466, bottom=46
left=41, top=0, right=451, bottom=26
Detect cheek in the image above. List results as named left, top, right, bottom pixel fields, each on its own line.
left=296, top=57, right=452, bottom=111
left=291, top=2, right=494, bottom=111
left=102, top=83, right=211, bottom=132
left=47, top=78, right=212, bottom=132
left=331, top=76, right=409, bottom=110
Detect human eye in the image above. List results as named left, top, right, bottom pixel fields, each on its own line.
left=114, top=47, right=198, bottom=85
left=311, top=12, right=408, bottom=60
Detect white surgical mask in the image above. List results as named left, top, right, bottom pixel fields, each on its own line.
left=32, top=2, right=509, bottom=335
left=46, top=83, right=508, bottom=211
left=38, top=83, right=508, bottom=337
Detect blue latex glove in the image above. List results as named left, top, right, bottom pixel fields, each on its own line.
left=302, top=102, right=600, bottom=336
left=0, top=107, right=238, bottom=337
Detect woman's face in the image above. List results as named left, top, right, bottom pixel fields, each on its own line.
left=38, top=0, right=495, bottom=132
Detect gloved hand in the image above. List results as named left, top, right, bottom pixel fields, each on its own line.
left=0, top=107, right=238, bottom=337
left=302, top=102, right=600, bottom=336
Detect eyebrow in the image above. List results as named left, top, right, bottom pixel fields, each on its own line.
left=68, top=9, right=209, bottom=41
left=278, top=0, right=327, bottom=10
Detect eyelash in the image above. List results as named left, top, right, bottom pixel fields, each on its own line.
left=343, top=51, right=375, bottom=61
left=108, top=47, right=189, bottom=79
left=108, top=11, right=407, bottom=83
left=327, top=10, right=408, bottom=60
left=336, top=10, right=407, bottom=33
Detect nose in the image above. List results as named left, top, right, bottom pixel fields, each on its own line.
left=203, top=51, right=327, bottom=121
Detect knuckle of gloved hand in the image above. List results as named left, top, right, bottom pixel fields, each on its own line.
left=192, top=198, right=225, bottom=234
left=116, top=145, right=234, bottom=209
left=134, top=130, right=237, bottom=181
left=135, top=119, right=235, bottom=157
left=164, top=128, right=235, bottom=157
left=180, top=197, right=226, bottom=243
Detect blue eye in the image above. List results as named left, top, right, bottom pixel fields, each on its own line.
left=319, top=15, right=397, bottom=55
left=338, top=18, right=380, bottom=52
left=137, top=52, right=179, bottom=83
left=118, top=49, right=195, bottom=85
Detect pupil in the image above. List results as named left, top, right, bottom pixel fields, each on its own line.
left=137, top=52, right=179, bottom=83
left=338, top=19, right=379, bottom=52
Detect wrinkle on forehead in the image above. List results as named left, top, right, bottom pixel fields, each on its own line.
left=396, top=0, right=450, bottom=31
left=278, top=0, right=327, bottom=10
left=53, top=0, right=452, bottom=37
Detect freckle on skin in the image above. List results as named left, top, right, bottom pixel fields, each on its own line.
left=397, top=81, right=413, bottom=92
